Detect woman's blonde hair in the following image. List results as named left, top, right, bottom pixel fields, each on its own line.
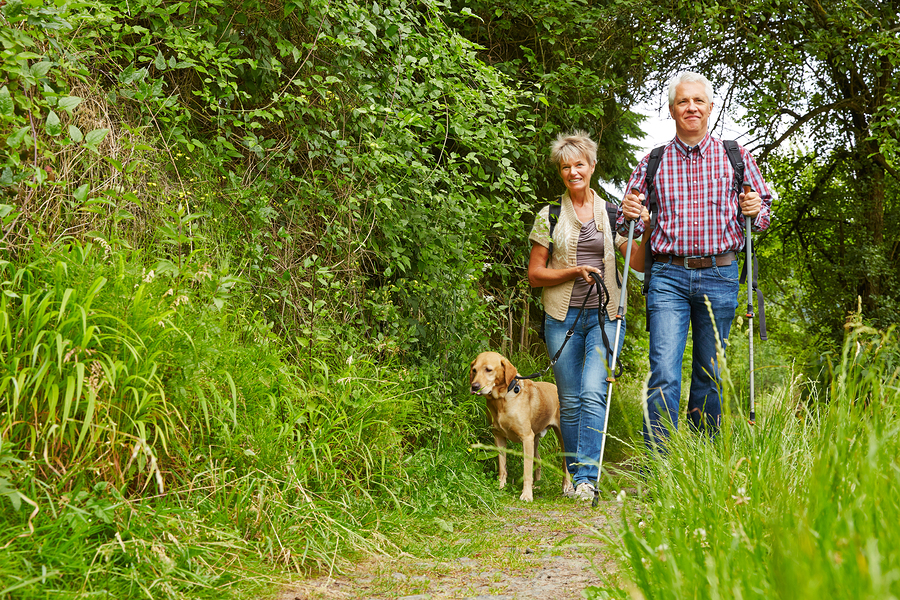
left=549, top=131, right=597, bottom=167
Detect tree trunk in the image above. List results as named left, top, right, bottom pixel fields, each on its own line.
left=861, top=147, right=885, bottom=312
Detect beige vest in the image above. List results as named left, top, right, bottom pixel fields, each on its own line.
left=528, top=190, right=626, bottom=321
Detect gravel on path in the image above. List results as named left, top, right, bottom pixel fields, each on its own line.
left=279, top=495, right=630, bottom=600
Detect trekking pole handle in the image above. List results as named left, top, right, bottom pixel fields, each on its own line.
left=627, top=188, right=645, bottom=221
left=741, top=183, right=755, bottom=215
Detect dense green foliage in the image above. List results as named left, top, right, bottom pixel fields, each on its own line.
left=446, top=0, right=645, bottom=195
left=0, top=0, right=548, bottom=595
left=1, top=0, right=899, bottom=597
left=0, top=239, right=502, bottom=597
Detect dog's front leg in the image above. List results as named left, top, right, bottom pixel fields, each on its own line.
left=494, top=433, right=508, bottom=489
left=533, top=436, right=542, bottom=483
left=520, top=432, right=535, bottom=502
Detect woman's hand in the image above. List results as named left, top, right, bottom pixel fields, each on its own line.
left=575, top=265, right=601, bottom=283
left=529, top=243, right=603, bottom=288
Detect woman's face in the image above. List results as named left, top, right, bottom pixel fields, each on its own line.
left=558, top=153, right=594, bottom=196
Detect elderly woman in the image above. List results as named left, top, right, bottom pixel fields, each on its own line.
left=528, top=131, right=648, bottom=500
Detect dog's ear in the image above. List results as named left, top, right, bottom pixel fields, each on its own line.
left=500, top=357, right=518, bottom=390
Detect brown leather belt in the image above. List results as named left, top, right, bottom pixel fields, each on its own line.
left=654, top=252, right=736, bottom=269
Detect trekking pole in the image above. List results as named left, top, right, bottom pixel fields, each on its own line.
left=744, top=182, right=756, bottom=426
left=592, top=197, right=638, bottom=508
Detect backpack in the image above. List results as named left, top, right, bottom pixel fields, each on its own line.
left=641, top=140, right=766, bottom=339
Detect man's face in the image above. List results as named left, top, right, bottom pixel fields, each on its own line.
left=669, top=81, right=712, bottom=140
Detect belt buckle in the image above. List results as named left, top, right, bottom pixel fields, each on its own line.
left=684, top=255, right=704, bottom=269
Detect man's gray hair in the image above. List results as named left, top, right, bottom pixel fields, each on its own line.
left=549, top=130, right=597, bottom=167
left=667, top=72, right=713, bottom=106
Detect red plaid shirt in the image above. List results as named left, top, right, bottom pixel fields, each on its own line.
left=618, top=133, right=772, bottom=257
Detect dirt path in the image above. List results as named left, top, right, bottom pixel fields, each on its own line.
left=279, top=492, right=629, bottom=600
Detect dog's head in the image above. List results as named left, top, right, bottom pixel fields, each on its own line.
left=469, top=351, right=518, bottom=398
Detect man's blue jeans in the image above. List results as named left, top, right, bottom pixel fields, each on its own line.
left=643, top=258, right=739, bottom=450
left=545, top=307, right=623, bottom=486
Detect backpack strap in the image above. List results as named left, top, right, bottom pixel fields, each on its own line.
left=640, top=145, right=665, bottom=297
left=604, top=199, right=623, bottom=289
left=547, top=200, right=561, bottom=259
left=539, top=200, right=562, bottom=343
left=722, top=140, right=745, bottom=197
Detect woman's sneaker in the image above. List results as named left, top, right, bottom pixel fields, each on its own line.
left=575, top=482, right=595, bottom=502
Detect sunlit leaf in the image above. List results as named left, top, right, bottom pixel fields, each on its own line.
left=45, top=110, right=61, bottom=136
left=84, top=128, right=109, bottom=151
left=0, top=86, right=13, bottom=118
left=73, top=183, right=89, bottom=204
left=68, top=124, right=83, bottom=142
left=58, top=96, right=82, bottom=115
left=6, top=126, right=30, bottom=148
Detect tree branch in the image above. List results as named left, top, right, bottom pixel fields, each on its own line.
left=758, top=98, right=858, bottom=162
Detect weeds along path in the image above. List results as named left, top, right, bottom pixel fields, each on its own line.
left=279, top=492, right=626, bottom=600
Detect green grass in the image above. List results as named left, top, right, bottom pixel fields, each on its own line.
left=4, top=241, right=896, bottom=600
left=591, top=319, right=900, bottom=600
left=0, top=241, right=503, bottom=598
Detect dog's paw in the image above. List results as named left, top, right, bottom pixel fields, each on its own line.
left=562, top=480, right=575, bottom=496
left=499, top=477, right=507, bottom=489
left=519, top=489, right=533, bottom=502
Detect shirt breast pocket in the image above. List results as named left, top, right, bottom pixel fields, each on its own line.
left=709, top=176, right=734, bottom=207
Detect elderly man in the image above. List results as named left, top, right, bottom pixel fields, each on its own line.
left=619, top=71, right=773, bottom=449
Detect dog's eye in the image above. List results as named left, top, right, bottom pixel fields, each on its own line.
left=485, top=367, right=492, bottom=372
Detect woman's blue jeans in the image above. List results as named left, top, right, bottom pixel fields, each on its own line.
left=545, top=306, right=623, bottom=486
left=643, top=258, right=740, bottom=450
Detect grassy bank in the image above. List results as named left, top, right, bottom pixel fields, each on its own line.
left=0, top=241, right=504, bottom=598
left=597, top=317, right=900, bottom=599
